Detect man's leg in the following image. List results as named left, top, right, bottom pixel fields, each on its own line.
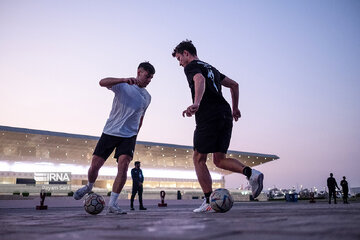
left=88, top=155, right=106, bottom=183
left=139, top=185, right=146, bottom=210
left=328, top=189, right=332, bottom=204
left=345, top=192, right=349, bottom=203
left=192, top=151, right=213, bottom=213
left=193, top=151, right=212, bottom=195
left=113, top=154, right=131, bottom=193
left=74, top=155, right=105, bottom=200
left=213, top=152, right=263, bottom=198
left=212, top=152, right=247, bottom=173
left=130, top=185, right=137, bottom=210
left=107, top=154, right=131, bottom=214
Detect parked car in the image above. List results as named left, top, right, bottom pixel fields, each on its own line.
left=316, top=190, right=327, bottom=198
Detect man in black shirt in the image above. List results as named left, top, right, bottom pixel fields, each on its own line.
left=172, top=40, right=264, bottom=212
left=130, top=161, right=146, bottom=210
left=327, top=173, right=340, bottom=204
left=340, top=176, right=349, bottom=204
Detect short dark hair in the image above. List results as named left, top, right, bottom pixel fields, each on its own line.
left=172, top=40, right=197, bottom=57
left=135, top=161, right=140, bottom=166
left=138, top=62, right=155, bottom=75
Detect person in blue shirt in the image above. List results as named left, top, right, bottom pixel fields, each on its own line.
left=130, top=161, right=146, bottom=210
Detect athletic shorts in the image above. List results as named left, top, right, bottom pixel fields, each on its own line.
left=193, top=117, right=233, bottom=154
left=93, top=133, right=137, bottom=160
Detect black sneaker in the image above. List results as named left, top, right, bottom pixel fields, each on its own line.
left=139, top=207, right=147, bottom=210
left=130, top=207, right=135, bottom=210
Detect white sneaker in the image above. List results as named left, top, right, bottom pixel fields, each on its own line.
left=248, top=169, right=264, bottom=199
left=107, top=203, right=127, bottom=215
left=73, top=185, right=91, bottom=200
left=193, top=199, right=214, bottom=213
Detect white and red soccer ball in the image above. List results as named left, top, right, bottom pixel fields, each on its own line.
left=84, top=193, right=105, bottom=215
left=210, top=188, right=234, bottom=213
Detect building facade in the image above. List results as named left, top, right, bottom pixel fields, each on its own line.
left=0, top=125, right=279, bottom=199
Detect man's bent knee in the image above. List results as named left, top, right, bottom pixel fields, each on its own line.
left=193, top=151, right=207, bottom=165
left=90, top=155, right=106, bottom=170
left=213, top=153, right=226, bottom=168
left=117, top=155, right=132, bottom=168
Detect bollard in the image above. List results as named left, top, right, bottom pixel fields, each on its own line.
left=158, top=190, right=167, bottom=207
left=177, top=190, right=182, bottom=200
left=36, top=189, right=48, bottom=210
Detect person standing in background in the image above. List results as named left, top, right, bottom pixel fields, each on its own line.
left=130, top=161, right=147, bottom=210
left=327, top=173, right=340, bottom=204
left=340, top=176, right=349, bottom=204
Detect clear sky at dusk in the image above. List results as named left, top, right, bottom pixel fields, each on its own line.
left=1, top=0, right=359, bottom=191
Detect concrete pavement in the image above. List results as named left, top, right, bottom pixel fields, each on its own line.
left=0, top=197, right=359, bottom=240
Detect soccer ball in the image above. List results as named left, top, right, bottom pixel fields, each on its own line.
left=210, top=188, right=234, bottom=213
left=84, top=193, right=105, bottom=215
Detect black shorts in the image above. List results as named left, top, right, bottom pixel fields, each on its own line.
left=93, top=133, right=137, bottom=160
left=194, top=117, right=233, bottom=154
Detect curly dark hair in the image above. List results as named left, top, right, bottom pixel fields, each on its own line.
left=172, top=40, right=197, bottom=57
left=138, top=62, right=155, bottom=74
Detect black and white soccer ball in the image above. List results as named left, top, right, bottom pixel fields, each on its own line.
left=210, top=188, right=234, bottom=213
left=84, top=193, right=105, bottom=215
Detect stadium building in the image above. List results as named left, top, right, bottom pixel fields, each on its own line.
left=0, top=125, right=279, bottom=200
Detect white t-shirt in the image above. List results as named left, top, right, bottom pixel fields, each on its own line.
left=103, top=83, right=151, bottom=137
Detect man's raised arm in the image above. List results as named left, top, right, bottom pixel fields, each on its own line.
left=99, top=77, right=138, bottom=88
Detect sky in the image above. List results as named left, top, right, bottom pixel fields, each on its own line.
left=1, top=0, right=359, bottom=191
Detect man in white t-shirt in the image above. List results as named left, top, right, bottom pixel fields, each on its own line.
left=74, top=62, right=155, bottom=215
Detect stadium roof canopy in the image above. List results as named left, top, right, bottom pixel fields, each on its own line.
left=0, top=125, right=279, bottom=176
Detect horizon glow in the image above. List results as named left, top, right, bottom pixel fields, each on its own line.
left=0, top=161, right=222, bottom=180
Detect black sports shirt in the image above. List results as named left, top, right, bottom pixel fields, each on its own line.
left=184, top=60, right=232, bottom=123
left=131, top=168, right=144, bottom=184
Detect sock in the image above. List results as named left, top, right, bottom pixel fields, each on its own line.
left=243, top=167, right=252, bottom=179
left=109, top=192, right=119, bottom=206
left=204, top=192, right=212, bottom=204
left=87, top=182, right=94, bottom=190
